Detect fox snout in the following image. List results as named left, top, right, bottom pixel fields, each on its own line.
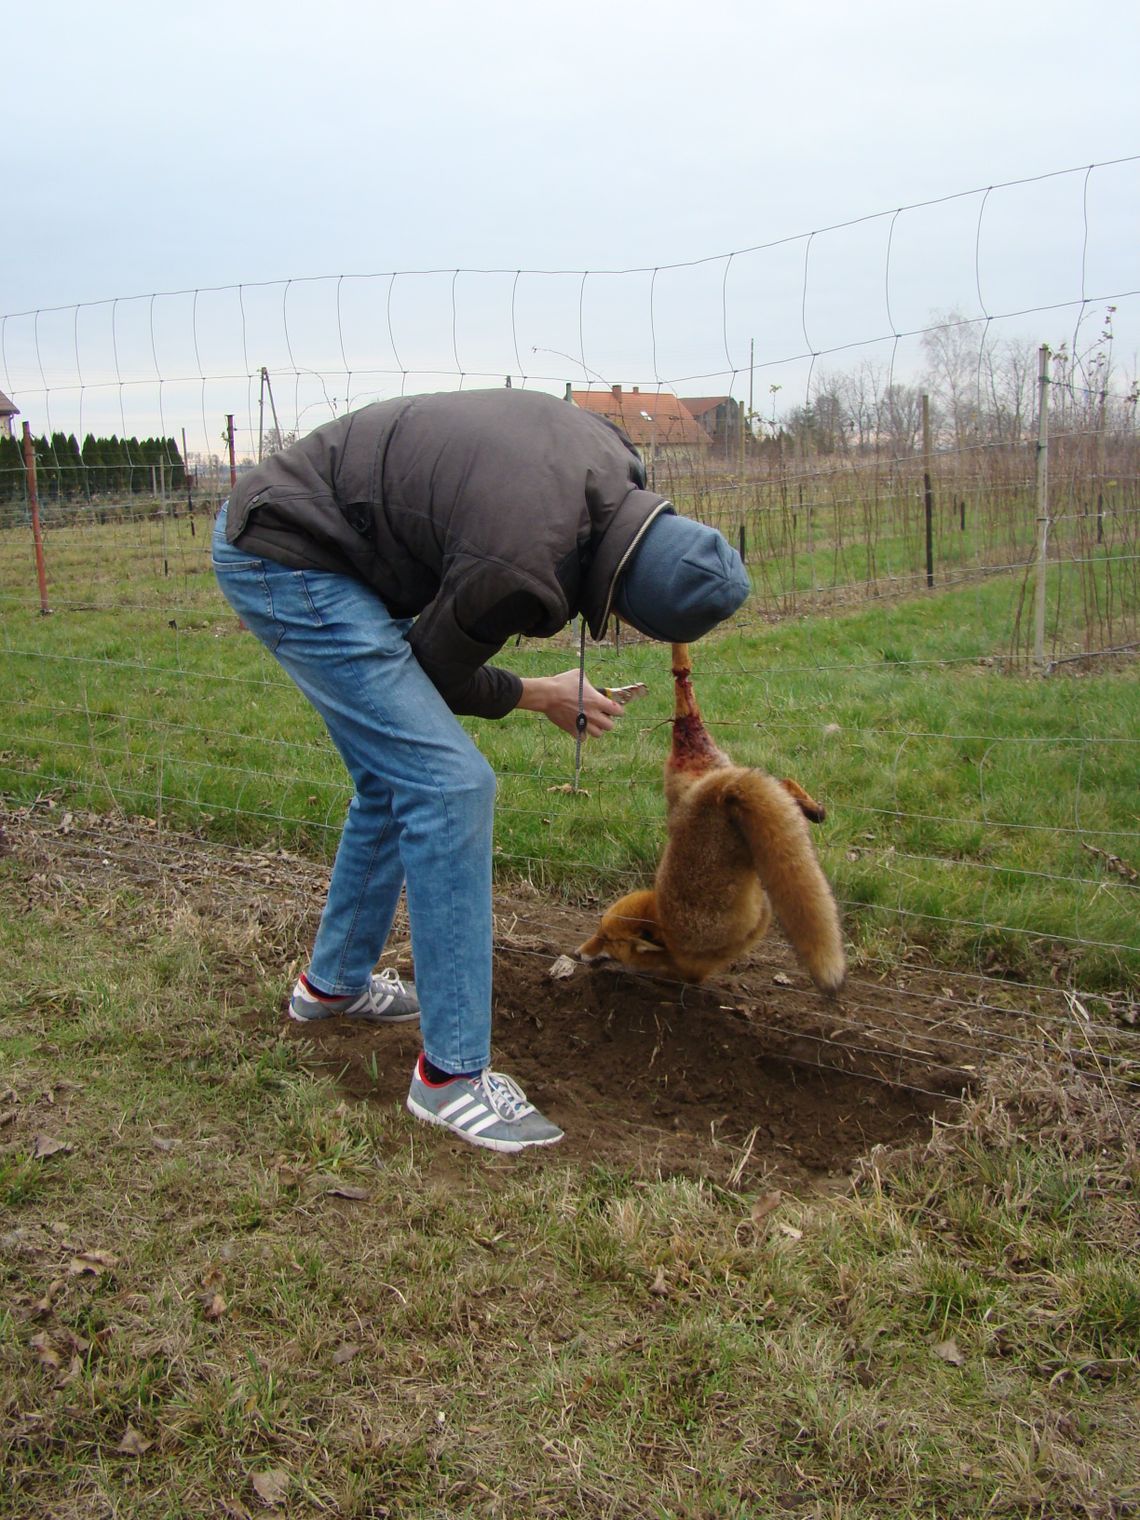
left=575, top=928, right=612, bottom=963
left=576, top=891, right=667, bottom=969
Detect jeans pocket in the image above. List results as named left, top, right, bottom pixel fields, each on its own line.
left=214, top=561, right=287, bottom=650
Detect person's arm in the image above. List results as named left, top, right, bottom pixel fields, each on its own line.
left=515, top=670, right=625, bottom=737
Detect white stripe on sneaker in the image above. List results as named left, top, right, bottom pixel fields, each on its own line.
left=465, top=1110, right=504, bottom=1136
left=437, top=1093, right=485, bottom=1124
left=449, top=1106, right=495, bottom=1130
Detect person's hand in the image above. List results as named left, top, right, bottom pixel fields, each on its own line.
left=516, top=669, right=626, bottom=737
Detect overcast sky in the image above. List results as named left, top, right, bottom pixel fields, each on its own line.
left=5, top=0, right=1139, bottom=449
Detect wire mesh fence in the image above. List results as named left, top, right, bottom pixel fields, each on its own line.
left=1, top=158, right=1137, bottom=1103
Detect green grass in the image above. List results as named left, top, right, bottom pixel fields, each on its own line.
left=1, top=869, right=1136, bottom=1518
left=1, top=510, right=1137, bottom=990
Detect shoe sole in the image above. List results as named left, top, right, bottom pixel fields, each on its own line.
left=289, top=1005, right=421, bottom=1024
left=406, top=1095, right=563, bottom=1154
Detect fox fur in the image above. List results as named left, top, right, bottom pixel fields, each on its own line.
left=577, top=644, right=846, bottom=993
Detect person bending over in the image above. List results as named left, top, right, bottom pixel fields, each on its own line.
left=212, top=387, right=749, bottom=1153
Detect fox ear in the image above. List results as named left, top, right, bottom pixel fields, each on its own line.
left=635, top=923, right=668, bottom=951
left=780, top=776, right=827, bottom=824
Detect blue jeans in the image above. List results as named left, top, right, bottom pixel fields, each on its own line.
left=211, top=503, right=495, bottom=1073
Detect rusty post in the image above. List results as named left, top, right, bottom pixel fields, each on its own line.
left=22, top=422, right=51, bottom=616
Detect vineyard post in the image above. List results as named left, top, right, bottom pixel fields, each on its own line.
left=921, top=393, right=934, bottom=588
left=21, top=422, right=50, bottom=616
left=1033, top=345, right=1051, bottom=671
left=182, top=427, right=194, bottom=528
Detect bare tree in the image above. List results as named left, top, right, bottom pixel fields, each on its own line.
left=979, top=334, right=1037, bottom=444
left=878, top=382, right=923, bottom=456
left=837, top=360, right=890, bottom=454
left=260, top=426, right=298, bottom=459
left=921, top=311, right=986, bottom=449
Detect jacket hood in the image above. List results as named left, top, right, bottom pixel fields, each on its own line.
left=581, top=491, right=673, bottom=640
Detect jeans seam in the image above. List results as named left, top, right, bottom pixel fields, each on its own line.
left=335, top=647, right=490, bottom=1069
left=329, top=803, right=394, bottom=994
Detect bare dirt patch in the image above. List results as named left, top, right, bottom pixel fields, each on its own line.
left=296, top=913, right=947, bottom=1188
left=5, top=799, right=1130, bottom=1190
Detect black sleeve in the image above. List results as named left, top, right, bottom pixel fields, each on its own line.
left=406, top=593, right=543, bottom=718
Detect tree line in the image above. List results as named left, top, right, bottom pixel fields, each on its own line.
left=765, top=308, right=1137, bottom=460
left=0, top=432, right=187, bottom=503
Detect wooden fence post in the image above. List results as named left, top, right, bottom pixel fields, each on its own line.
left=921, top=394, right=934, bottom=588
left=22, top=422, right=51, bottom=616
left=1033, top=346, right=1051, bottom=671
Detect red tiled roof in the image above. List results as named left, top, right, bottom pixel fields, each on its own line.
left=571, top=387, right=709, bottom=447
left=679, top=395, right=733, bottom=422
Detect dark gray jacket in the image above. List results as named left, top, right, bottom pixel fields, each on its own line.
left=227, top=389, right=670, bottom=717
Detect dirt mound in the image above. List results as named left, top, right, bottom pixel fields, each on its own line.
left=9, top=801, right=1130, bottom=1191
left=295, top=899, right=950, bottom=1186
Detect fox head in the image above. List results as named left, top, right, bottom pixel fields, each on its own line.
left=576, top=889, right=676, bottom=974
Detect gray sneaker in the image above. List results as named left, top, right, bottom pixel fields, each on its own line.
left=289, top=968, right=420, bottom=1024
left=406, top=1056, right=564, bottom=1153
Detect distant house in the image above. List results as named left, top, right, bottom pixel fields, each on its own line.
left=570, top=385, right=710, bottom=469
left=680, top=395, right=744, bottom=453
left=0, top=390, right=18, bottom=437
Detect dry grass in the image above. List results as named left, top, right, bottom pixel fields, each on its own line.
left=2, top=827, right=1138, bottom=1518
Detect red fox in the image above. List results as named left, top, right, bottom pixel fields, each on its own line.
left=577, top=644, right=846, bottom=992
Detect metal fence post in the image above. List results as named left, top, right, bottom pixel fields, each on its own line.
left=1033, top=346, right=1051, bottom=671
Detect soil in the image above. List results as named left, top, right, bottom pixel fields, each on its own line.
left=300, top=907, right=949, bottom=1189
left=4, top=801, right=1130, bottom=1192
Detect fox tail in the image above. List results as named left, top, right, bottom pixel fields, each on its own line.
left=723, top=769, right=847, bottom=994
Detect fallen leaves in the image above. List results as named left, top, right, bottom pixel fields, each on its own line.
left=750, top=1190, right=783, bottom=1227
left=29, top=1331, right=64, bottom=1370
left=200, top=1264, right=227, bottom=1320
left=116, top=1426, right=152, bottom=1456
left=31, top=1278, right=66, bottom=1318
left=69, top=1249, right=118, bottom=1276
left=251, top=1469, right=290, bottom=1508
left=308, top=1176, right=371, bottom=1201
left=1081, top=840, right=1138, bottom=883
left=744, top=1191, right=804, bottom=1244
left=933, top=1338, right=966, bottom=1366
left=31, top=1134, right=72, bottom=1160
left=648, top=1265, right=670, bottom=1297
left=28, top=1325, right=97, bottom=1385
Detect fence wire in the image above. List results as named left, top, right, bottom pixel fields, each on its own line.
left=1, top=157, right=1137, bottom=1108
